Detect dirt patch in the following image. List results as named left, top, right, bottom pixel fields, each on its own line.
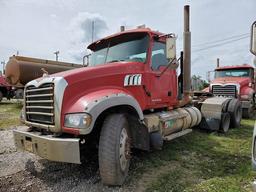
left=0, top=127, right=133, bottom=192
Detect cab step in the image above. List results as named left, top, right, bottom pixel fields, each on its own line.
left=163, top=129, right=192, bottom=141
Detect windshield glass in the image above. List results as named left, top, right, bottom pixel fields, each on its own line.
left=215, top=68, right=251, bottom=78
left=89, top=33, right=149, bottom=66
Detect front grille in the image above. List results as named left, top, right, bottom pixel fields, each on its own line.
left=212, top=85, right=237, bottom=97
left=25, top=83, right=54, bottom=125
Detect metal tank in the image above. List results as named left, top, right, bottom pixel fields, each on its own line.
left=5, top=55, right=82, bottom=87
left=159, top=107, right=202, bottom=136
left=144, top=106, right=202, bottom=136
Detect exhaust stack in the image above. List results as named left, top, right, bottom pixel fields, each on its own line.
left=217, top=58, right=220, bottom=68
left=176, top=5, right=191, bottom=107
left=120, top=26, right=125, bottom=32
left=183, top=5, right=191, bottom=96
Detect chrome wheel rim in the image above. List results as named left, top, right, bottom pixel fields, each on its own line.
left=119, top=127, right=130, bottom=172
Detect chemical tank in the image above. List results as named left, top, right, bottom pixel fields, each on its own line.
left=5, top=55, right=82, bottom=87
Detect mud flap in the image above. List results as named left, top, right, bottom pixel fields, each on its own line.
left=199, top=118, right=220, bottom=131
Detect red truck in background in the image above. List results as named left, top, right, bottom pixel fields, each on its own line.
left=0, top=75, right=14, bottom=102
left=13, top=6, right=242, bottom=186
left=206, top=64, right=255, bottom=118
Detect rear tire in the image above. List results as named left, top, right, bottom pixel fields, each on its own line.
left=99, top=114, right=131, bottom=186
left=227, top=99, right=242, bottom=128
left=219, top=113, right=230, bottom=133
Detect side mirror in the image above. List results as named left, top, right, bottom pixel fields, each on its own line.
left=166, top=35, right=176, bottom=60
left=83, top=54, right=91, bottom=67
left=252, top=122, right=256, bottom=170
left=251, top=21, right=256, bottom=56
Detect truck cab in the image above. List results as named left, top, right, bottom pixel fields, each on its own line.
left=14, top=28, right=190, bottom=185
left=209, top=64, right=255, bottom=118
left=13, top=6, right=241, bottom=186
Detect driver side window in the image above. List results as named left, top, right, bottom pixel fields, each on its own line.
left=151, top=41, right=168, bottom=71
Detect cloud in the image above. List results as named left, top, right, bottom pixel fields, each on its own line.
left=68, top=12, right=108, bottom=62
left=0, top=0, right=255, bottom=74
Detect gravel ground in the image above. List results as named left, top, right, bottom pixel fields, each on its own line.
left=0, top=127, right=138, bottom=192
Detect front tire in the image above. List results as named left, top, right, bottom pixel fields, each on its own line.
left=99, top=114, right=131, bottom=186
left=242, top=106, right=254, bottom=119
left=15, top=89, right=24, bottom=99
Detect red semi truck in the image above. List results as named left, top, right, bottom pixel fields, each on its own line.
left=0, top=75, right=14, bottom=102
left=205, top=64, right=255, bottom=118
left=13, top=6, right=242, bottom=185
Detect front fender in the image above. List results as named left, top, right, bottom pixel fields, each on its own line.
left=240, top=86, right=254, bottom=100
left=63, top=89, right=144, bottom=135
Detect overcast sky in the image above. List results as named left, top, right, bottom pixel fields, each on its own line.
left=0, top=0, right=255, bottom=78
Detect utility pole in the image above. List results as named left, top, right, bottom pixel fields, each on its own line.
left=54, top=51, right=60, bottom=61
left=216, top=58, right=220, bottom=68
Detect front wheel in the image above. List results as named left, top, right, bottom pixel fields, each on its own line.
left=242, top=106, right=254, bottom=119
left=99, top=114, right=131, bottom=186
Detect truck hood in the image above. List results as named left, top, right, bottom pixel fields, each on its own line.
left=211, top=77, right=250, bottom=87
left=49, top=61, right=144, bottom=85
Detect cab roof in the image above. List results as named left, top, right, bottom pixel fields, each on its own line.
left=215, top=64, right=254, bottom=71
left=87, top=28, right=164, bottom=50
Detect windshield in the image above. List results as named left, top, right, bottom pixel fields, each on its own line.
left=215, top=69, right=251, bottom=78
left=89, top=33, right=149, bottom=66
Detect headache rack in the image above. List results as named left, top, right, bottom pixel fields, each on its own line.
left=25, top=83, right=55, bottom=125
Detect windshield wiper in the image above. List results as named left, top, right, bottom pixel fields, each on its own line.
left=107, top=59, right=125, bottom=63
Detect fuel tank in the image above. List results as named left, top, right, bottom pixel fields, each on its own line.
left=5, top=56, right=82, bottom=87
left=144, top=106, right=202, bottom=136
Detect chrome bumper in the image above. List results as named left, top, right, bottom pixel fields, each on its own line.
left=13, top=129, right=81, bottom=164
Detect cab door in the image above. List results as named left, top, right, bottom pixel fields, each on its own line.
left=148, top=40, right=177, bottom=108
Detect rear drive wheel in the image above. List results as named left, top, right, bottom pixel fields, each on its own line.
left=99, top=114, right=131, bottom=186
left=227, top=99, right=242, bottom=128
left=242, top=107, right=254, bottom=119
left=15, top=89, right=24, bottom=99
left=219, top=113, right=230, bottom=133
left=0, top=91, right=3, bottom=102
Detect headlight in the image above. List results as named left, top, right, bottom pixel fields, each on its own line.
left=64, top=113, right=92, bottom=129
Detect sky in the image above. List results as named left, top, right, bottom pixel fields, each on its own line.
left=0, top=0, right=255, bottom=79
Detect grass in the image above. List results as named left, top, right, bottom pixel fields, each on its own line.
left=127, top=119, right=256, bottom=192
left=0, top=100, right=255, bottom=191
left=0, top=99, right=23, bottom=129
